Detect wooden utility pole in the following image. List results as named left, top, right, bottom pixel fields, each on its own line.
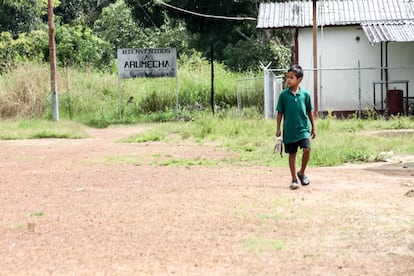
left=312, top=0, right=318, bottom=114
left=210, top=43, right=215, bottom=115
left=48, top=0, right=59, bottom=121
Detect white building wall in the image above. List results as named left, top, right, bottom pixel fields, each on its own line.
left=387, top=42, right=414, bottom=112
left=297, top=26, right=414, bottom=114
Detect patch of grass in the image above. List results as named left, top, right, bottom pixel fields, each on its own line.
left=240, top=236, right=285, bottom=253
left=0, top=119, right=89, bottom=140
left=100, top=154, right=224, bottom=167
left=1, top=113, right=413, bottom=168
left=29, top=130, right=75, bottom=139
left=152, top=157, right=220, bottom=166
left=123, top=115, right=414, bottom=167
left=83, top=118, right=111, bottom=129
left=257, top=212, right=282, bottom=220
left=7, top=223, right=30, bottom=230
left=104, top=155, right=142, bottom=166
left=120, top=130, right=166, bottom=143
left=234, top=196, right=293, bottom=220
left=26, top=211, right=44, bottom=217
left=312, top=117, right=414, bottom=166
left=122, top=114, right=287, bottom=166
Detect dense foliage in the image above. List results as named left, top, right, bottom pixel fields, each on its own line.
left=0, top=0, right=293, bottom=72
left=0, top=0, right=294, bottom=121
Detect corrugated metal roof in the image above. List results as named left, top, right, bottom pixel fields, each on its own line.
left=362, top=22, right=414, bottom=44
left=257, top=0, right=414, bottom=29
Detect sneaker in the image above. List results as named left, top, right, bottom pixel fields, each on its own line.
left=297, top=172, right=310, bottom=186
left=290, top=180, right=300, bottom=190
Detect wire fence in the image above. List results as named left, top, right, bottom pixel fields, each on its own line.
left=236, top=77, right=264, bottom=115
left=237, top=66, right=414, bottom=118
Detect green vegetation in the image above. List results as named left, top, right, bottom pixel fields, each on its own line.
left=312, top=116, right=414, bottom=165
left=0, top=119, right=89, bottom=140
left=240, top=236, right=285, bottom=253
left=0, top=0, right=290, bottom=73
left=0, top=57, right=262, bottom=125
left=0, top=58, right=413, bottom=169
left=1, top=110, right=413, bottom=167
left=104, top=155, right=142, bottom=166
left=122, top=114, right=414, bottom=167
left=151, top=157, right=221, bottom=166
left=0, top=75, right=413, bottom=167
left=26, top=211, right=45, bottom=217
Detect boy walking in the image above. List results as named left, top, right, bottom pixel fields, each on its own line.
left=275, top=65, right=316, bottom=190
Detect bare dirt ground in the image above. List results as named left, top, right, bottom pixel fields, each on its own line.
left=0, top=125, right=413, bottom=275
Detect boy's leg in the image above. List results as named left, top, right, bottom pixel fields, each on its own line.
left=297, top=139, right=311, bottom=185
left=289, top=153, right=297, bottom=181
left=285, top=142, right=300, bottom=189
left=288, top=153, right=300, bottom=189
left=299, top=148, right=310, bottom=175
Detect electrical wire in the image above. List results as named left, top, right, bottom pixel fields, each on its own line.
left=139, top=2, right=157, bottom=27
left=153, top=0, right=256, bottom=21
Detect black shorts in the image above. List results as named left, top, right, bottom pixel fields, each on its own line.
left=284, top=138, right=311, bottom=154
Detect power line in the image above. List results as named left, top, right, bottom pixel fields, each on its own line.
left=153, top=0, right=257, bottom=21
left=139, top=3, right=157, bottom=27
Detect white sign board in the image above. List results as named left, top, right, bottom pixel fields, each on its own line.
left=117, top=48, right=177, bottom=79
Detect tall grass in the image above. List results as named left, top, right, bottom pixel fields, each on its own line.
left=0, top=62, right=49, bottom=118
left=0, top=54, right=261, bottom=126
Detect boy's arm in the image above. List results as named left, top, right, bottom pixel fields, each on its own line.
left=276, top=112, right=283, bottom=137
left=308, top=110, right=316, bottom=139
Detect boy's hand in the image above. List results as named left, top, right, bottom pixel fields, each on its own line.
left=311, top=129, right=316, bottom=139
left=275, top=129, right=281, bottom=137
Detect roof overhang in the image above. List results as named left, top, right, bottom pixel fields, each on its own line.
left=362, top=22, right=414, bottom=44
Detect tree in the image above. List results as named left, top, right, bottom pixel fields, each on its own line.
left=55, top=0, right=116, bottom=27
left=0, top=0, right=47, bottom=36
left=145, top=15, right=191, bottom=57
left=124, top=0, right=165, bottom=28
left=123, top=0, right=294, bottom=73
left=55, top=24, right=113, bottom=69
left=125, top=0, right=259, bottom=61
left=0, top=0, right=293, bottom=73
left=93, top=0, right=191, bottom=57
left=93, top=0, right=143, bottom=49
left=223, top=39, right=291, bottom=72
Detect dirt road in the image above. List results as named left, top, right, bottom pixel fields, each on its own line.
left=1, top=126, right=413, bottom=275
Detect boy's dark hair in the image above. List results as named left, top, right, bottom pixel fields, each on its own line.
left=288, top=64, right=303, bottom=79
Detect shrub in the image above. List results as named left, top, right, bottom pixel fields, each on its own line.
left=223, top=40, right=291, bottom=72
left=55, top=24, right=113, bottom=70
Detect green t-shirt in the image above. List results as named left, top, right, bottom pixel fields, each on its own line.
left=276, top=87, right=313, bottom=144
